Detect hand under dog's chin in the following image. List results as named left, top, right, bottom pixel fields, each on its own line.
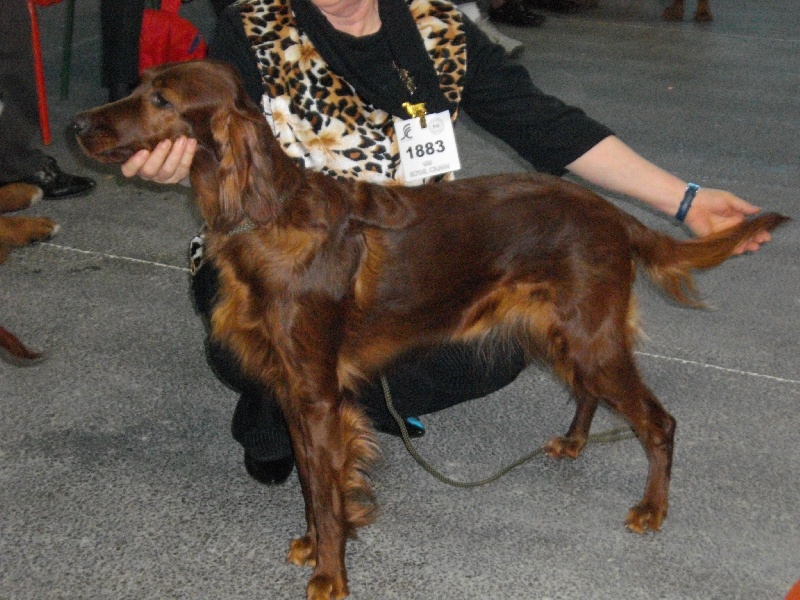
left=95, top=146, right=141, bottom=164
left=76, top=141, right=146, bottom=165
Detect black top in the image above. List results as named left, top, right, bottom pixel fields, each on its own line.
left=208, top=2, right=613, bottom=176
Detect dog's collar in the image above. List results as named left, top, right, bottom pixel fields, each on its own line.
left=228, top=217, right=258, bottom=236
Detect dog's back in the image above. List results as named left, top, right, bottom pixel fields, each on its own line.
left=339, top=173, right=787, bottom=382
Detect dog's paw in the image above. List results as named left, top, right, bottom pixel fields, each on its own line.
left=307, top=573, right=349, bottom=600
left=0, top=215, right=58, bottom=247
left=543, top=435, right=586, bottom=459
left=287, top=535, right=317, bottom=567
left=625, top=502, right=667, bottom=533
left=0, top=216, right=58, bottom=263
left=0, top=183, right=44, bottom=213
left=22, top=216, right=59, bottom=243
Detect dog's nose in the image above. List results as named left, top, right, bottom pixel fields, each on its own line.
left=71, top=115, right=91, bottom=136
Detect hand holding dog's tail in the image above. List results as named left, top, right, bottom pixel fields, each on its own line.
left=628, top=212, right=790, bottom=306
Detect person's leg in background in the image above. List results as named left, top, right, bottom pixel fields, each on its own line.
left=0, top=0, right=94, bottom=198
left=101, top=0, right=146, bottom=102
left=484, top=0, right=546, bottom=28
left=456, top=0, right=526, bottom=59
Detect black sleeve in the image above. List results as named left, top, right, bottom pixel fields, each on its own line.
left=459, top=17, right=613, bottom=175
left=207, top=6, right=264, bottom=104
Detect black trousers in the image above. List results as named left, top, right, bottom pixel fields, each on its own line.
left=0, top=0, right=49, bottom=181
left=100, top=0, right=146, bottom=90
left=192, top=261, right=528, bottom=461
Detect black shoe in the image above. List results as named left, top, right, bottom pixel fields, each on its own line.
left=244, top=451, right=295, bottom=485
left=488, top=1, right=546, bottom=26
left=375, top=416, right=426, bottom=439
left=21, top=157, right=95, bottom=199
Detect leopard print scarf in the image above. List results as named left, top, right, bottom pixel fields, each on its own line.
left=238, top=0, right=467, bottom=185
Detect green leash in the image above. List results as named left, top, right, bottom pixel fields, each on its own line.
left=380, top=375, right=637, bottom=489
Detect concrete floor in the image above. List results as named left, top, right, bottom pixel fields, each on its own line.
left=1, top=1, right=798, bottom=598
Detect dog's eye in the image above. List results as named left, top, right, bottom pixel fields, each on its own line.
left=150, top=92, right=172, bottom=109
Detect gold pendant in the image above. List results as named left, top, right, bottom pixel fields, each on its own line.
left=395, top=65, right=417, bottom=97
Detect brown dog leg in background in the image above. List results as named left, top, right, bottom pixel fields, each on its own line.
left=0, top=183, right=58, bottom=264
left=663, top=0, right=713, bottom=22
left=0, top=182, right=53, bottom=363
left=0, top=182, right=43, bottom=212
left=0, top=215, right=58, bottom=263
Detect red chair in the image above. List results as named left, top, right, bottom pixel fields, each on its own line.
left=28, top=0, right=75, bottom=145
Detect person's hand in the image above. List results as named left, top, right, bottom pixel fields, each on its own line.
left=683, top=188, right=770, bottom=254
left=121, top=136, right=197, bottom=184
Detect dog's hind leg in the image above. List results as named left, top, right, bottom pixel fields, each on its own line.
left=595, top=357, right=675, bottom=533
left=543, top=395, right=599, bottom=459
left=569, top=346, right=675, bottom=533
left=550, top=343, right=675, bottom=532
left=541, top=282, right=674, bottom=532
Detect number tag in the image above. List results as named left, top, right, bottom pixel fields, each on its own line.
left=396, top=110, right=461, bottom=183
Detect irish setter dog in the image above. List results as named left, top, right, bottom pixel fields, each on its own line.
left=73, top=61, right=786, bottom=599
left=0, top=182, right=56, bottom=363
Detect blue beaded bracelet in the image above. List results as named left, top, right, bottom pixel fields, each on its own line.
left=675, top=183, right=700, bottom=222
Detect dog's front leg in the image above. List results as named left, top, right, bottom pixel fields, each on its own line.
left=286, top=422, right=319, bottom=570
left=285, top=394, right=377, bottom=600
left=285, top=399, right=348, bottom=599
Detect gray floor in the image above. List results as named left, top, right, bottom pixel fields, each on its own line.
left=2, top=1, right=798, bottom=599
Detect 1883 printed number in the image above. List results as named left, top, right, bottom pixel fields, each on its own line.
left=405, top=140, right=446, bottom=159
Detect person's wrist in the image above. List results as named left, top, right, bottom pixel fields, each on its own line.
left=675, top=183, right=700, bottom=222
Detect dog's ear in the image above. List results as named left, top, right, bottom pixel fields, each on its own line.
left=210, top=105, right=282, bottom=228
left=349, top=184, right=416, bottom=230
left=210, top=108, right=250, bottom=225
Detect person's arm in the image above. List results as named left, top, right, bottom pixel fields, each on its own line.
left=459, top=17, right=768, bottom=252
left=566, top=136, right=768, bottom=252
left=459, top=16, right=613, bottom=175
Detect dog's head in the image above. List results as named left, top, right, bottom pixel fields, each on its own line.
left=73, top=60, right=413, bottom=234
left=73, top=60, right=292, bottom=229
left=72, top=60, right=260, bottom=165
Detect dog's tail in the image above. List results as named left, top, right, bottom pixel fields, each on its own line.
left=0, top=325, right=44, bottom=365
left=626, top=212, right=790, bottom=306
